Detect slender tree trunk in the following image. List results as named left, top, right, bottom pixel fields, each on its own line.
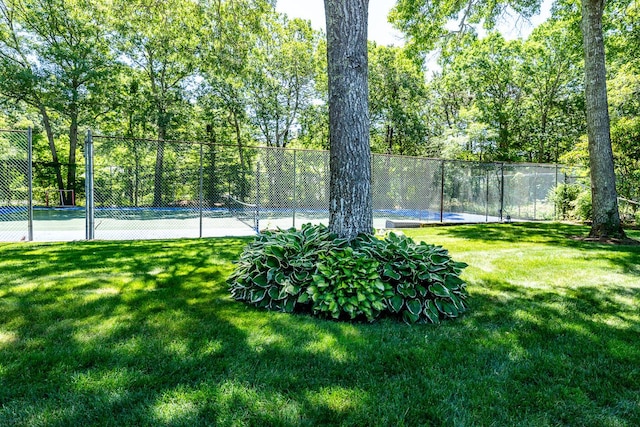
left=325, top=0, right=372, bottom=240
left=66, top=113, right=78, bottom=206
left=581, top=0, right=626, bottom=238
left=232, top=110, right=247, bottom=200
left=153, top=119, right=166, bottom=207
left=39, top=105, right=65, bottom=194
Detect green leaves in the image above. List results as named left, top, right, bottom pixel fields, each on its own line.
left=308, top=246, right=389, bottom=322
left=228, top=225, right=469, bottom=324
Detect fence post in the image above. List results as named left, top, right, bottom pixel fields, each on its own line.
left=499, top=163, right=505, bottom=222
left=292, top=150, right=297, bottom=229
left=440, top=160, right=445, bottom=222
left=485, top=167, right=489, bottom=223
left=554, top=164, right=559, bottom=219
left=199, top=142, right=204, bottom=238
left=255, top=161, right=260, bottom=234
left=27, top=127, right=33, bottom=241
left=85, top=130, right=95, bottom=240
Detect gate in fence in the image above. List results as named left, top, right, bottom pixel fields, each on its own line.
left=0, top=129, right=580, bottom=242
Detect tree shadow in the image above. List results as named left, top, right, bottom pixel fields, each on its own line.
left=1, top=237, right=639, bottom=425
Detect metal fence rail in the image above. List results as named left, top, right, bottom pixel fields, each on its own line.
left=1, top=130, right=581, bottom=241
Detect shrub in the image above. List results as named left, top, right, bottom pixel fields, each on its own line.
left=306, top=246, right=393, bottom=321
left=227, top=224, right=469, bottom=324
left=355, top=233, right=468, bottom=324
left=549, top=183, right=582, bottom=220
left=573, top=190, right=592, bottom=222
left=227, top=223, right=338, bottom=313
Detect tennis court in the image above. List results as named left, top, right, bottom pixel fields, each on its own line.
left=2, top=130, right=575, bottom=242
left=0, top=206, right=501, bottom=242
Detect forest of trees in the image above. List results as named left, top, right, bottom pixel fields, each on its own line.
left=1, top=0, right=638, bottom=221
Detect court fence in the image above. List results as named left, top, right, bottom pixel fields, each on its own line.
left=1, top=129, right=585, bottom=241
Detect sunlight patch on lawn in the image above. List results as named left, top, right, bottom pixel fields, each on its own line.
left=72, top=316, right=130, bottom=343
left=215, top=380, right=303, bottom=424
left=153, top=387, right=200, bottom=425
left=71, top=368, right=133, bottom=395
left=304, top=332, right=352, bottom=362
left=0, top=330, right=18, bottom=346
left=305, top=386, right=367, bottom=413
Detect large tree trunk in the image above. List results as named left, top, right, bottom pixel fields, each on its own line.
left=325, top=0, right=373, bottom=240
left=581, top=0, right=626, bottom=239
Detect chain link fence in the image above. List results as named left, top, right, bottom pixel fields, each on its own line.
left=0, top=129, right=32, bottom=241
left=1, top=130, right=582, bottom=241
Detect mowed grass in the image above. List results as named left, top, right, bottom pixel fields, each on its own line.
left=0, top=223, right=638, bottom=426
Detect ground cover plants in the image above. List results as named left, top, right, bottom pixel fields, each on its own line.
left=0, top=223, right=639, bottom=426
left=227, top=224, right=468, bottom=323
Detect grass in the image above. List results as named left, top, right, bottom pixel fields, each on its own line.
left=0, top=223, right=639, bottom=426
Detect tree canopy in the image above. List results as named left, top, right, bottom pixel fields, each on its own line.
left=1, top=0, right=638, bottom=234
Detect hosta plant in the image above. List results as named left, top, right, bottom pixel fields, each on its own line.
left=305, top=246, right=394, bottom=321
left=227, top=224, right=469, bottom=324
left=355, top=232, right=469, bottom=324
left=227, top=223, right=341, bottom=313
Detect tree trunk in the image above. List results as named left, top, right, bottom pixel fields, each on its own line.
left=66, top=113, right=78, bottom=206
left=325, top=0, right=373, bottom=240
left=581, top=0, right=626, bottom=238
left=153, top=121, right=166, bottom=207
left=39, top=105, right=65, bottom=194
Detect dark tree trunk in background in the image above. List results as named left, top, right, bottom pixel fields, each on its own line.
left=153, top=116, right=167, bottom=207
left=581, top=0, right=626, bottom=239
left=325, top=0, right=373, bottom=240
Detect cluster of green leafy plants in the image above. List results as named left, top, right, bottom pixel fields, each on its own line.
left=549, top=183, right=592, bottom=221
left=227, top=224, right=469, bottom=324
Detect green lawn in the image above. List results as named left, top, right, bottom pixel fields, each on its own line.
left=0, top=223, right=639, bottom=426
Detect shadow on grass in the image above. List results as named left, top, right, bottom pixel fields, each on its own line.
left=0, top=237, right=639, bottom=426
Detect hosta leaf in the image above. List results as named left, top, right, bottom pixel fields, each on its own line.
left=269, top=245, right=285, bottom=259
left=283, top=297, right=296, bottom=313
left=451, top=261, right=469, bottom=270
left=256, top=297, right=270, bottom=308
left=423, top=300, right=440, bottom=324
left=293, top=270, right=309, bottom=282
left=253, top=272, right=268, bottom=288
left=406, top=298, right=422, bottom=315
left=429, top=254, right=449, bottom=265
left=284, top=283, right=301, bottom=296
left=428, top=264, right=448, bottom=273
left=445, top=275, right=465, bottom=288
left=268, top=286, right=280, bottom=300
left=297, top=292, right=310, bottom=304
left=274, top=271, right=285, bottom=285
left=250, top=288, right=267, bottom=303
left=265, top=255, right=280, bottom=268
left=435, top=299, right=459, bottom=317
left=402, top=310, right=420, bottom=324
left=398, top=284, right=417, bottom=299
left=423, top=300, right=440, bottom=323
left=429, top=283, right=451, bottom=298
left=372, top=300, right=386, bottom=312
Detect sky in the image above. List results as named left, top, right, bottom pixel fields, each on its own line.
left=275, top=0, right=553, bottom=47
left=275, top=0, right=404, bottom=46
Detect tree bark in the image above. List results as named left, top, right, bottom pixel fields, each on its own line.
left=153, top=115, right=167, bottom=207
left=325, top=0, right=373, bottom=240
left=38, top=104, right=65, bottom=194
left=581, top=0, right=626, bottom=238
left=66, top=112, right=78, bottom=206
